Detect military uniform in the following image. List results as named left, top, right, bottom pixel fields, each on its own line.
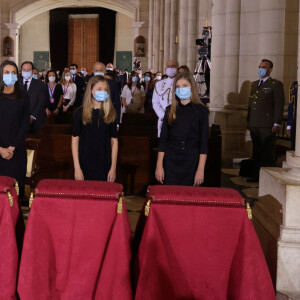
left=287, top=81, right=297, bottom=150
left=152, top=77, right=174, bottom=137
left=247, top=77, right=285, bottom=178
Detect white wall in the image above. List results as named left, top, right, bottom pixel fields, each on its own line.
left=114, top=12, right=133, bottom=65
left=20, top=11, right=50, bottom=64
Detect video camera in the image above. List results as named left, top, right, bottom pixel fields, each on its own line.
left=195, top=26, right=212, bottom=58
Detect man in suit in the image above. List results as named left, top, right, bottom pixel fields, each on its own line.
left=20, top=61, right=47, bottom=134
left=92, top=62, right=121, bottom=126
left=247, top=59, right=285, bottom=182
left=70, top=63, right=84, bottom=108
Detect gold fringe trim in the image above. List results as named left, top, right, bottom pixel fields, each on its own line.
left=15, top=182, right=19, bottom=196
left=29, top=192, right=34, bottom=208
left=7, top=192, right=13, bottom=207
left=246, top=202, right=252, bottom=220
left=117, top=196, right=123, bottom=214
left=145, top=200, right=151, bottom=217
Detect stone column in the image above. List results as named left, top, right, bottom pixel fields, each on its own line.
left=223, top=0, right=241, bottom=106
left=186, top=0, right=197, bottom=72
left=177, top=0, right=188, bottom=65
left=153, top=0, right=161, bottom=71
left=169, top=0, right=178, bottom=62
left=164, top=0, right=171, bottom=67
left=159, top=0, right=165, bottom=71
left=148, top=0, right=154, bottom=71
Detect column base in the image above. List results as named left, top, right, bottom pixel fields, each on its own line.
left=259, top=167, right=300, bottom=296
left=276, top=291, right=300, bottom=300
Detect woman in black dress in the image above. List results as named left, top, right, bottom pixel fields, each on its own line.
left=0, top=60, right=30, bottom=187
left=72, top=75, right=118, bottom=181
left=45, top=70, right=63, bottom=117
left=155, top=72, right=209, bottom=186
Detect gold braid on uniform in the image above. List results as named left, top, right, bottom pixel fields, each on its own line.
left=154, top=82, right=172, bottom=104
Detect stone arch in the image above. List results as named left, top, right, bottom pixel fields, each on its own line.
left=12, top=0, right=135, bottom=26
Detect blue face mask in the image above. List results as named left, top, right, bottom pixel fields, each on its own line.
left=106, top=68, right=113, bottom=71
left=132, top=76, right=138, bottom=83
left=70, top=69, right=76, bottom=75
left=175, top=87, right=192, bottom=100
left=94, top=91, right=109, bottom=102
left=94, top=72, right=105, bottom=76
left=22, top=71, right=32, bottom=80
left=32, top=74, right=38, bottom=80
left=258, top=67, right=267, bottom=78
left=3, top=73, right=18, bottom=87
left=81, top=70, right=86, bottom=75
left=144, top=76, right=151, bottom=82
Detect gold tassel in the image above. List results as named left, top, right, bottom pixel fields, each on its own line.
left=7, top=192, right=13, bottom=207
left=15, top=182, right=19, bottom=196
left=246, top=202, right=252, bottom=220
left=145, top=200, right=151, bottom=217
left=117, top=196, right=123, bottom=214
left=29, top=192, right=34, bottom=208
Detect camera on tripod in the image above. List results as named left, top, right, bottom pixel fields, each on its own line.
left=195, top=26, right=212, bottom=58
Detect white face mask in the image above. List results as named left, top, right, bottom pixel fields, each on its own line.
left=49, top=76, right=56, bottom=83
left=65, top=76, right=71, bottom=81
left=156, top=75, right=162, bottom=80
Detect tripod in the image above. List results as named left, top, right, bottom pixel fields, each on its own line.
left=194, top=55, right=211, bottom=97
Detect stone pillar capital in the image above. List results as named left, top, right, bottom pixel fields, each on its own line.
left=1, top=23, right=19, bottom=30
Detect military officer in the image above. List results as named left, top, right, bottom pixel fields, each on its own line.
left=287, top=81, right=297, bottom=150
left=247, top=59, right=285, bottom=182
left=152, top=59, right=179, bottom=137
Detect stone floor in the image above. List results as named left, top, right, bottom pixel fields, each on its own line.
left=21, top=162, right=259, bottom=233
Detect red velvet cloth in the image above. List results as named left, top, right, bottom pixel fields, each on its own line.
left=18, top=179, right=133, bottom=300
left=134, top=185, right=275, bottom=300
left=0, top=176, right=19, bottom=300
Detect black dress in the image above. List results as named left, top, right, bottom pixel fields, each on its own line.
left=158, top=102, right=209, bottom=186
left=72, top=107, right=118, bottom=181
left=0, top=92, right=30, bottom=186
left=46, top=83, right=63, bottom=111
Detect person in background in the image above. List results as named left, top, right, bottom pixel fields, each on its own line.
left=32, top=68, right=40, bottom=80
left=60, top=70, right=76, bottom=114
left=178, top=65, right=191, bottom=73
left=287, top=80, right=297, bottom=150
left=92, top=62, right=121, bottom=126
left=155, top=72, right=209, bottom=186
left=246, top=59, right=284, bottom=182
left=106, top=63, right=114, bottom=71
left=143, top=71, right=155, bottom=112
left=121, top=71, right=146, bottom=118
left=45, top=70, right=64, bottom=117
left=72, top=75, right=118, bottom=181
left=0, top=60, right=30, bottom=194
left=152, top=59, right=179, bottom=136
left=69, top=63, right=84, bottom=108
left=20, top=61, right=47, bottom=133
left=155, top=72, right=163, bottom=81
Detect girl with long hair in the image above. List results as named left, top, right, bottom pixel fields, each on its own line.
left=72, top=75, right=118, bottom=181
left=155, top=72, right=209, bottom=186
left=60, top=70, right=76, bottom=113
left=0, top=60, right=30, bottom=188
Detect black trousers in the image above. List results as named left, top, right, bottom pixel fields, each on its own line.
left=250, top=127, right=276, bottom=179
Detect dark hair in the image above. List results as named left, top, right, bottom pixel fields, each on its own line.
left=0, top=60, right=22, bottom=100
left=127, top=72, right=141, bottom=90
left=179, top=65, right=191, bottom=73
left=45, top=69, right=58, bottom=84
left=261, top=59, right=273, bottom=69
left=21, top=61, right=34, bottom=70
left=70, top=63, right=78, bottom=70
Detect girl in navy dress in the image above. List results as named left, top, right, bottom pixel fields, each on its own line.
left=155, top=72, right=209, bottom=186
left=72, top=76, right=118, bottom=181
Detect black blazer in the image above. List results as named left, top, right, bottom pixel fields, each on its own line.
left=107, top=79, right=121, bottom=125
left=19, top=78, right=47, bottom=133
left=73, top=75, right=84, bottom=107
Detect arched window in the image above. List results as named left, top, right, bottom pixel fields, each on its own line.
left=3, top=36, right=14, bottom=57
left=134, top=36, right=146, bottom=57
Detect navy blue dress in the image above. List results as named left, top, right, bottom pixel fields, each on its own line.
left=0, top=92, right=30, bottom=186
left=158, top=102, right=209, bottom=186
left=72, top=107, right=117, bottom=181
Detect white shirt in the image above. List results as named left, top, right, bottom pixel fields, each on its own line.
left=152, top=77, right=175, bottom=136
left=23, top=77, right=33, bottom=90
left=62, top=83, right=77, bottom=106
